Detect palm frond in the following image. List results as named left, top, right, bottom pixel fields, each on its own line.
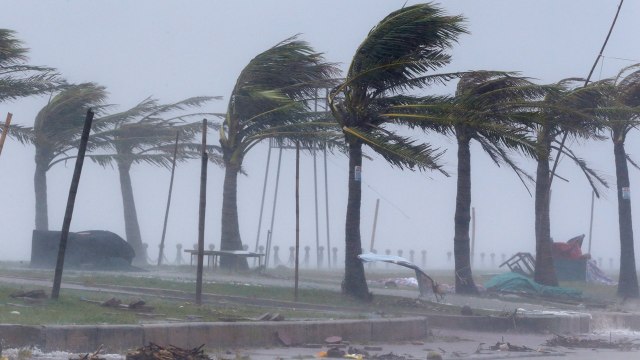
left=344, top=4, right=467, bottom=97
left=343, top=126, right=447, bottom=174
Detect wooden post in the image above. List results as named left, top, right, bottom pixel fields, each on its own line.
left=294, top=142, right=300, bottom=301
left=158, top=131, right=180, bottom=266
left=471, top=207, right=476, bottom=267
left=323, top=146, right=332, bottom=268
left=369, top=198, right=380, bottom=252
left=588, top=190, right=595, bottom=254
left=195, top=119, right=208, bottom=305
left=253, top=145, right=272, bottom=265
left=0, top=112, right=13, bottom=158
left=51, top=109, right=94, bottom=299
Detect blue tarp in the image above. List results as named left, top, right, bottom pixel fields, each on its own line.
left=485, top=272, right=582, bottom=300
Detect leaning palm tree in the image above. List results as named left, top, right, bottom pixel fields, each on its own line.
left=592, top=65, right=640, bottom=298
left=388, top=71, right=546, bottom=294
left=532, top=79, right=608, bottom=286
left=218, top=37, right=338, bottom=270
left=53, top=96, right=219, bottom=265
left=0, top=29, right=64, bottom=104
left=329, top=3, right=467, bottom=300
left=31, top=83, right=108, bottom=231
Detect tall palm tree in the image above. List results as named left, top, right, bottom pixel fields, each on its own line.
left=52, top=96, right=219, bottom=265
left=0, top=29, right=63, bottom=104
left=31, top=83, right=108, bottom=231
left=388, top=71, right=546, bottom=294
left=532, top=79, right=607, bottom=286
left=593, top=65, right=640, bottom=298
left=218, top=37, right=338, bottom=270
left=329, top=3, right=467, bottom=300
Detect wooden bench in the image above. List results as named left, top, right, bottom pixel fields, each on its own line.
left=184, top=249, right=265, bottom=270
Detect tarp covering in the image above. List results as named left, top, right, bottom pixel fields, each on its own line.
left=587, top=259, right=617, bottom=285
left=485, top=272, right=582, bottom=300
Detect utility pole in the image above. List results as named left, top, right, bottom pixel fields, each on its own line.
left=195, top=119, right=208, bottom=305
left=52, top=109, right=93, bottom=299
left=369, top=199, right=380, bottom=252
left=158, top=131, right=180, bottom=266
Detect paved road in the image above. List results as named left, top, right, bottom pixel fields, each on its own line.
left=4, top=329, right=636, bottom=359
left=236, top=329, right=640, bottom=360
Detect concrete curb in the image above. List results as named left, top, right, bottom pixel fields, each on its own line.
left=592, top=312, right=640, bottom=331
left=427, top=313, right=591, bottom=334
left=0, top=317, right=429, bottom=353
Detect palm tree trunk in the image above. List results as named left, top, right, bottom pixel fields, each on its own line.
left=453, top=135, right=478, bottom=294
left=220, top=162, right=248, bottom=270
left=341, top=140, right=371, bottom=301
left=34, top=156, right=49, bottom=231
left=117, top=161, right=147, bottom=265
left=534, top=138, right=558, bottom=286
left=613, top=140, right=639, bottom=298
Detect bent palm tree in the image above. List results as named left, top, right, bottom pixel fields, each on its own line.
left=593, top=65, right=640, bottom=298
left=55, top=96, right=219, bottom=265
left=219, top=37, right=338, bottom=270
left=329, top=3, right=467, bottom=300
left=0, top=29, right=63, bottom=104
left=388, top=71, right=546, bottom=294
left=31, top=83, right=108, bottom=231
left=533, top=79, right=607, bottom=286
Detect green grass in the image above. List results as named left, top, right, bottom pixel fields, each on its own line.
left=0, top=284, right=342, bottom=325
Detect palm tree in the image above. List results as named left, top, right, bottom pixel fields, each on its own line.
left=0, top=29, right=63, bottom=104
left=218, top=37, right=338, bottom=270
left=532, top=79, right=607, bottom=286
left=388, top=71, right=545, bottom=294
left=593, top=65, right=640, bottom=298
left=329, top=3, right=467, bottom=300
left=31, top=83, right=108, bottom=231
left=61, top=96, right=219, bottom=265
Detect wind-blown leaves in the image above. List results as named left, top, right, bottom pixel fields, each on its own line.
left=0, top=29, right=65, bottom=103
left=220, top=36, right=340, bottom=167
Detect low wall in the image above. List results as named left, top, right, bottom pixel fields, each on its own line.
left=0, top=317, right=429, bottom=353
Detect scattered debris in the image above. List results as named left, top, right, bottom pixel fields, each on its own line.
left=325, top=336, right=343, bottom=344
left=460, top=305, right=473, bottom=316
left=101, top=298, right=122, bottom=308
left=254, top=312, right=284, bottom=321
left=129, top=299, right=146, bottom=309
left=81, top=297, right=155, bottom=312
left=126, top=343, right=210, bottom=360
left=546, top=334, right=640, bottom=350
left=70, top=345, right=105, bottom=360
left=10, top=289, right=47, bottom=299
left=347, top=347, right=369, bottom=357
left=277, top=330, right=293, bottom=347
left=487, top=342, right=534, bottom=352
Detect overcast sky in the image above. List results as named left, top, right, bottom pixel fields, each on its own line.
left=1, top=0, right=639, bottom=271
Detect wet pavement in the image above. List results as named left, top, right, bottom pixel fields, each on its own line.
left=3, top=329, right=639, bottom=359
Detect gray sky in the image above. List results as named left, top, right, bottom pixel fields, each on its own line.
left=0, top=0, right=639, bottom=270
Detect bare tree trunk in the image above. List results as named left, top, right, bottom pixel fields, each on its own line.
left=341, top=140, right=371, bottom=301
left=614, top=139, right=639, bottom=298
left=117, top=160, right=146, bottom=265
left=220, top=162, right=248, bottom=270
left=453, top=134, right=478, bottom=294
left=34, top=156, right=49, bottom=231
left=534, top=136, right=558, bottom=286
